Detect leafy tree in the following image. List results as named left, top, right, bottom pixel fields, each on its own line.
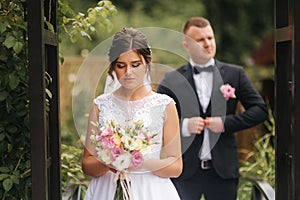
left=58, top=0, right=117, bottom=43
left=0, top=0, right=116, bottom=198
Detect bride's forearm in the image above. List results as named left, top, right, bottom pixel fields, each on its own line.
left=82, top=155, right=109, bottom=177
left=142, top=157, right=182, bottom=178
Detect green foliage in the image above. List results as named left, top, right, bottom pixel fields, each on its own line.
left=0, top=0, right=31, bottom=199
left=61, top=144, right=89, bottom=199
left=110, top=0, right=205, bottom=19
left=58, top=0, right=117, bottom=43
left=238, top=107, right=275, bottom=199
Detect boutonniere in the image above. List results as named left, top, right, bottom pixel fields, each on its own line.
left=220, top=84, right=236, bottom=100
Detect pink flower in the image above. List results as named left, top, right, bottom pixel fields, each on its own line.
left=110, top=146, right=124, bottom=161
left=100, top=127, right=114, bottom=136
left=220, top=84, right=236, bottom=100
left=101, top=136, right=115, bottom=149
left=130, top=151, right=144, bottom=168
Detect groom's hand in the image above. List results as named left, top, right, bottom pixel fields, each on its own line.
left=204, top=117, right=224, bottom=133
left=188, top=117, right=205, bottom=134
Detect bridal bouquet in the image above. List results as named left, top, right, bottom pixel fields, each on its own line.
left=90, top=119, right=158, bottom=200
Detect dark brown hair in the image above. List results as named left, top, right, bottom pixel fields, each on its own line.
left=108, top=28, right=152, bottom=79
left=182, top=17, right=211, bottom=34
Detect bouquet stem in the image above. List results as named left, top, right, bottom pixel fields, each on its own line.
left=114, top=179, right=123, bottom=200
left=114, top=171, right=133, bottom=200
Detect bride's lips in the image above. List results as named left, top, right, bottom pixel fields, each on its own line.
left=123, top=77, right=135, bottom=82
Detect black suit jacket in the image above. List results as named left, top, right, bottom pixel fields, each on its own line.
left=157, top=59, right=268, bottom=180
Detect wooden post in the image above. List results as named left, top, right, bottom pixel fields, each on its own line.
left=27, top=0, right=61, bottom=199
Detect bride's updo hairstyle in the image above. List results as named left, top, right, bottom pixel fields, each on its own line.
left=108, top=27, right=152, bottom=79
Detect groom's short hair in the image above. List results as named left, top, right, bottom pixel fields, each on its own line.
left=183, top=17, right=211, bottom=34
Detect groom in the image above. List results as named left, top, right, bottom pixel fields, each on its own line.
left=157, top=17, right=268, bottom=199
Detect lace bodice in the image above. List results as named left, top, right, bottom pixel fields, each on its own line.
left=93, top=92, right=174, bottom=159
left=84, top=93, right=181, bottom=200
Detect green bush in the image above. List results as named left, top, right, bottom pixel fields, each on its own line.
left=238, top=107, right=275, bottom=199
left=61, top=144, right=89, bottom=199
left=0, top=1, right=31, bottom=199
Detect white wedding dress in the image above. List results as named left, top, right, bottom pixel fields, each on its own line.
left=84, top=92, right=181, bottom=200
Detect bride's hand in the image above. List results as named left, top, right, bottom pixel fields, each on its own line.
left=109, top=167, right=117, bottom=173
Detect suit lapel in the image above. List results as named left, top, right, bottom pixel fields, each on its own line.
left=182, top=64, right=196, bottom=91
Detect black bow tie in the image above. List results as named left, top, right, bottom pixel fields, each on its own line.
left=193, top=65, right=214, bottom=74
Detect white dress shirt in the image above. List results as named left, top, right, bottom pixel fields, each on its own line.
left=182, top=58, right=215, bottom=160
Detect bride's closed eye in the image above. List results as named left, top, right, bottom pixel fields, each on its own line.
left=115, top=64, right=126, bottom=69
left=131, top=62, right=142, bottom=68
left=115, top=62, right=142, bottom=69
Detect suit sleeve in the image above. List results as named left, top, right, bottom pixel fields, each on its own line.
left=223, top=68, right=268, bottom=133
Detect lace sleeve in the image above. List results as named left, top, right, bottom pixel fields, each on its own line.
left=159, top=94, right=176, bottom=107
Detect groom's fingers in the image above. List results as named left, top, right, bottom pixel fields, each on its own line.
left=205, top=117, right=224, bottom=133
left=188, top=117, right=204, bottom=134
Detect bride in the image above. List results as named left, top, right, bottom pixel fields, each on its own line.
left=82, top=27, right=182, bottom=200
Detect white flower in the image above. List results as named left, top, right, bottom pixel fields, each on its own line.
left=90, top=135, right=95, bottom=141
left=97, top=149, right=111, bottom=165
left=112, top=153, right=131, bottom=171
left=133, top=138, right=143, bottom=151
left=121, top=134, right=135, bottom=151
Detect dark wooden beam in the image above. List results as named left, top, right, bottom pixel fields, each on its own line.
left=275, top=0, right=300, bottom=199
left=27, top=0, right=48, bottom=198
left=294, top=0, right=300, bottom=198
left=28, top=0, right=61, bottom=199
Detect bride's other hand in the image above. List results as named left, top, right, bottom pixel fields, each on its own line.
left=82, top=148, right=110, bottom=177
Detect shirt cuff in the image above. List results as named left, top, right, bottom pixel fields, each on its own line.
left=182, top=118, right=192, bottom=137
